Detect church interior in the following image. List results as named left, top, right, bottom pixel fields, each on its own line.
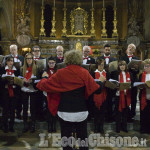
left=0, top=0, right=150, bottom=59
left=1, top=0, right=150, bottom=150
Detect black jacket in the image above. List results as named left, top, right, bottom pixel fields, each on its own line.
left=58, top=81, right=103, bottom=112
left=97, top=55, right=117, bottom=64
left=120, top=54, right=139, bottom=64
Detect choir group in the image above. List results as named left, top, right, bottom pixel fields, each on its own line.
left=0, top=43, right=150, bottom=138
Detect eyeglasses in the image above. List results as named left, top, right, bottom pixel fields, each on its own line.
left=48, top=62, right=55, bottom=64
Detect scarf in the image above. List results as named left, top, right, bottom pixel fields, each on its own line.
left=25, top=67, right=32, bottom=80
left=94, top=70, right=107, bottom=109
left=141, top=71, right=147, bottom=111
left=37, top=65, right=100, bottom=116
left=119, top=72, right=131, bottom=112
left=6, top=69, right=15, bottom=97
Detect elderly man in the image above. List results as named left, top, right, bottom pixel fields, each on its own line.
left=55, top=45, right=64, bottom=63
left=3, top=44, right=24, bottom=120
left=3, top=44, right=24, bottom=66
left=37, top=50, right=105, bottom=150
left=82, top=46, right=95, bottom=64
left=120, top=43, right=139, bottom=64
left=120, top=43, right=140, bottom=121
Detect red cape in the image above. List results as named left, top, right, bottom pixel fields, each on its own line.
left=37, top=65, right=100, bottom=116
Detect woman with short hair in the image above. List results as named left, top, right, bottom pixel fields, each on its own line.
left=37, top=50, right=105, bottom=150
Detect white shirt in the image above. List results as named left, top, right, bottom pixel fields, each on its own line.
left=104, top=54, right=110, bottom=65
left=58, top=111, right=88, bottom=122
left=83, top=56, right=90, bottom=64
left=146, top=74, right=150, bottom=100
left=127, top=54, right=133, bottom=62
left=12, top=54, right=22, bottom=66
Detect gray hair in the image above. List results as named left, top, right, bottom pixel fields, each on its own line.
left=64, top=50, right=82, bottom=66
left=128, top=43, right=136, bottom=50
left=56, top=45, right=64, bottom=51
left=83, top=46, right=91, bottom=52
left=10, top=44, right=18, bottom=50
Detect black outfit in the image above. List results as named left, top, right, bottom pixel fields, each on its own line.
left=97, top=55, right=117, bottom=121
left=110, top=71, right=133, bottom=132
left=139, top=74, right=150, bottom=133
left=20, top=67, right=39, bottom=133
left=43, top=95, right=56, bottom=132
left=34, top=56, right=45, bottom=121
left=55, top=56, right=64, bottom=64
left=97, top=55, right=117, bottom=64
left=91, top=71, right=110, bottom=133
left=120, top=54, right=139, bottom=119
left=58, top=83, right=103, bottom=150
left=0, top=67, right=20, bottom=132
left=86, top=56, right=95, bottom=64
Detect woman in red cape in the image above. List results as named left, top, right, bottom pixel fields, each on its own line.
left=37, top=50, right=105, bottom=150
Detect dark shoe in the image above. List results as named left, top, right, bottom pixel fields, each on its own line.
left=116, top=129, right=120, bottom=133
left=30, top=122, right=35, bottom=133
left=9, top=127, right=15, bottom=132
left=99, top=125, right=104, bottom=134
left=3, top=127, right=8, bottom=133
left=23, top=122, right=28, bottom=133
left=16, top=115, right=22, bottom=120
left=122, top=129, right=128, bottom=133
left=48, top=122, right=52, bottom=133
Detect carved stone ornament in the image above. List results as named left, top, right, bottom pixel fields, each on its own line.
left=16, top=34, right=31, bottom=47
left=70, top=5, right=88, bottom=35
left=127, top=36, right=140, bottom=47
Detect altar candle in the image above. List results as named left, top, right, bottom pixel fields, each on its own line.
left=114, top=0, right=116, bottom=8
left=103, top=0, right=105, bottom=8
left=54, top=0, right=55, bottom=7
left=92, top=0, right=93, bottom=8
left=64, top=0, right=66, bottom=8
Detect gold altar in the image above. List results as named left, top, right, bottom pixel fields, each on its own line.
left=0, top=0, right=149, bottom=59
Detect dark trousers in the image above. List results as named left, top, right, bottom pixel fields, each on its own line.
left=105, top=89, right=113, bottom=121
left=2, top=89, right=17, bottom=127
left=15, top=88, right=22, bottom=118
left=115, top=96, right=128, bottom=131
left=94, top=101, right=106, bottom=132
left=59, top=117, right=88, bottom=150
left=130, top=87, right=137, bottom=118
left=140, top=100, right=150, bottom=133
left=22, top=91, right=37, bottom=122
left=43, top=96, right=56, bottom=130
left=35, top=91, right=44, bottom=120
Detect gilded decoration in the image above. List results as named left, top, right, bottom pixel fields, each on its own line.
left=70, top=4, right=88, bottom=35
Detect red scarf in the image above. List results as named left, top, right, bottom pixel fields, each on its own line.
left=6, top=69, right=15, bottom=97
left=141, top=71, right=147, bottom=111
left=94, top=71, right=107, bottom=109
left=37, top=65, right=100, bottom=116
left=46, top=69, right=60, bottom=116
left=25, top=67, right=32, bottom=80
left=119, top=72, right=131, bottom=112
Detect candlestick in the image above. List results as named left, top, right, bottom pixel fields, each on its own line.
left=103, top=0, right=105, bottom=8
left=42, top=0, right=44, bottom=6
left=114, top=0, right=116, bottom=8
left=64, top=0, right=66, bottom=8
